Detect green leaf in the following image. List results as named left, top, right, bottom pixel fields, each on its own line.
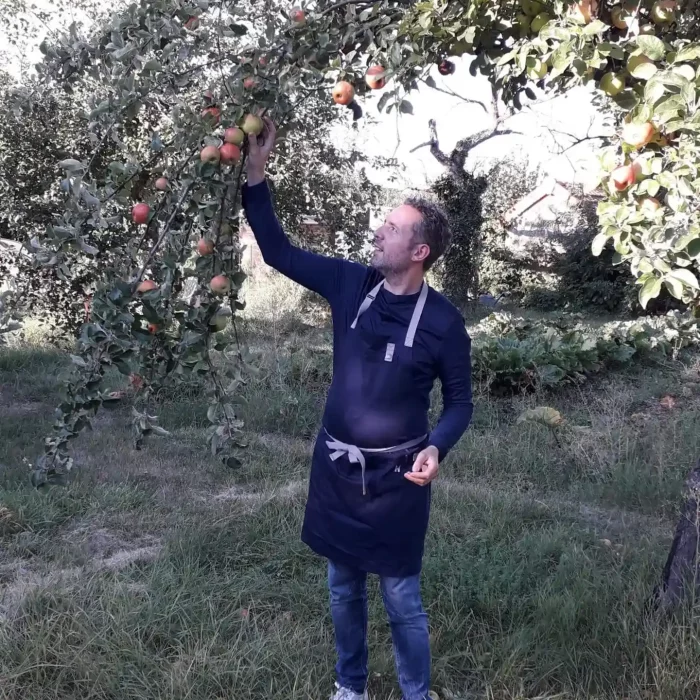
left=592, top=232, right=610, bottom=256
left=664, top=277, right=685, bottom=299
left=583, top=20, right=607, bottom=35
left=639, top=276, right=662, bottom=308
left=399, top=100, right=414, bottom=115
left=667, top=268, right=700, bottom=289
left=629, top=61, right=658, bottom=81
left=674, top=45, right=700, bottom=63
left=143, top=59, right=162, bottom=72
left=70, top=354, right=87, bottom=367
left=58, top=158, right=86, bottom=171
left=636, top=36, right=666, bottom=62
left=687, top=239, right=700, bottom=259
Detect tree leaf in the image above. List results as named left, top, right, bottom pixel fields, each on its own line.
left=639, top=276, right=662, bottom=308
left=636, top=35, right=666, bottom=62
left=667, top=268, right=700, bottom=289
left=674, top=45, right=700, bottom=63
left=592, top=232, right=610, bottom=256
left=399, top=99, right=414, bottom=114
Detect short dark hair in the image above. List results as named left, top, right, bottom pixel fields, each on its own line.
left=404, top=196, right=451, bottom=271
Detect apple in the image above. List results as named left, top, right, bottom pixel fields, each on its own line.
left=137, top=279, right=158, bottom=294
left=600, top=71, right=626, bottom=96
left=200, top=145, right=221, bottom=164
left=241, top=114, right=264, bottom=136
left=651, top=0, right=677, bottom=23
left=220, top=143, right=241, bottom=165
left=438, top=60, right=455, bottom=76
left=570, top=0, right=597, bottom=23
left=243, top=77, right=257, bottom=90
left=184, top=16, right=200, bottom=30
left=627, top=53, right=654, bottom=75
left=290, top=7, right=306, bottom=24
left=365, top=65, right=386, bottom=89
left=155, top=177, right=169, bottom=191
left=209, top=307, right=232, bottom=332
left=528, top=59, right=548, bottom=79
left=622, top=121, right=656, bottom=149
left=610, top=6, right=634, bottom=29
left=197, top=238, right=214, bottom=256
left=530, top=12, right=551, bottom=32
left=224, top=127, right=245, bottom=146
left=259, top=55, right=268, bottom=67
left=521, top=0, right=543, bottom=16
left=639, top=23, right=656, bottom=34
left=609, top=164, right=638, bottom=191
left=210, top=275, right=231, bottom=295
left=147, top=323, right=160, bottom=334
left=332, top=81, right=355, bottom=105
left=640, top=197, right=662, bottom=215
left=132, top=203, right=150, bottom=225
left=201, top=106, right=221, bottom=125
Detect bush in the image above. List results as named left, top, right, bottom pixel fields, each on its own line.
left=472, top=311, right=700, bottom=395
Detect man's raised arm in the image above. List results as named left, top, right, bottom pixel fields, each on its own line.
left=241, top=118, right=364, bottom=303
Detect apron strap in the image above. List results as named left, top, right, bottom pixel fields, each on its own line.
left=350, top=281, right=384, bottom=330
left=405, top=282, right=428, bottom=348
left=350, top=279, right=429, bottom=347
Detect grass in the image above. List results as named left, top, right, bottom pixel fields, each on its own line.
left=2, top=272, right=700, bottom=699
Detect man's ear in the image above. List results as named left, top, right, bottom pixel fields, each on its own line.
left=412, top=243, right=430, bottom=265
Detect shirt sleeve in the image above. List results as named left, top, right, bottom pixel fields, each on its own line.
left=428, top=317, right=474, bottom=459
left=241, top=180, right=366, bottom=304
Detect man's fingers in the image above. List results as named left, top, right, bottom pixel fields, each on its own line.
left=248, top=132, right=259, bottom=154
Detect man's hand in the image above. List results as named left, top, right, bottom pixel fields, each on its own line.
left=404, top=445, right=440, bottom=486
left=247, top=116, right=276, bottom=186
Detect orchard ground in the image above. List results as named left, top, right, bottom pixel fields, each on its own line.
left=2, top=274, right=700, bottom=699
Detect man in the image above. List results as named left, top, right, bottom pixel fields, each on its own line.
left=241, top=118, right=473, bottom=700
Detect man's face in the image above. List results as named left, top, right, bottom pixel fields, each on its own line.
left=371, top=204, right=428, bottom=274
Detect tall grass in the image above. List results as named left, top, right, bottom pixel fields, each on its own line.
left=1, top=273, right=700, bottom=699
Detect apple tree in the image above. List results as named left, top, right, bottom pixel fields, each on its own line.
left=16, top=0, right=700, bottom=487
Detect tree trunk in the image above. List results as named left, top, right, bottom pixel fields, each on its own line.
left=652, top=464, right=700, bottom=612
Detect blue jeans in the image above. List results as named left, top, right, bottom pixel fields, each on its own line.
left=328, top=561, right=431, bottom=700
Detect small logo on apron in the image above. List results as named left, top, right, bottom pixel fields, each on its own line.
left=384, top=342, right=395, bottom=362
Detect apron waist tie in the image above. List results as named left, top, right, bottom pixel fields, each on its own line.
left=324, top=429, right=428, bottom=496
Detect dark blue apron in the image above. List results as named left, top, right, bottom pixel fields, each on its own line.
left=300, top=282, right=432, bottom=578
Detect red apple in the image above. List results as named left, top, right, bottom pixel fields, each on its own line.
left=155, top=177, right=169, bottom=191
left=184, top=16, right=200, bottom=30
left=640, top=197, right=662, bottom=215
left=622, top=121, right=656, bottom=149
left=609, top=164, right=637, bottom=191
left=201, top=106, right=221, bottom=125
left=365, top=65, right=386, bottom=90
left=210, top=275, right=231, bottom=295
left=220, top=143, right=241, bottom=165
left=243, top=77, right=257, bottom=90
left=200, top=145, right=221, bottom=164
left=132, top=203, right=150, bottom=225
left=224, top=127, right=245, bottom=146
left=290, top=7, right=305, bottom=24
left=147, top=323, right=160, bottom=334
left=332, top=81, right=355, bottom=105
left=197, top=239, right=214, bottom=256
left=137, top=279, right=158, bottom=294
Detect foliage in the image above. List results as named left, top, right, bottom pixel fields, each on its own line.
left=472, top=310, right=700, bottom=394
left=392, top=0, right=700, bottom=310
left=431, top=171, right=486, bottom=304
left=5, top=0, right=700, bottom=487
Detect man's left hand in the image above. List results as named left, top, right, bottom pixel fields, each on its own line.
left=404, top=445, right=440, bottom=486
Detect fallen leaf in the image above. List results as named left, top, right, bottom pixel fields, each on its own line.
left=660, top=395, right=676, bottom=409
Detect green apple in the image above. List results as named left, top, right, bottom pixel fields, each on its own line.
left=651, top=0, right=677, bottom=24
left=600, top=71, right=626, bottom=96
left=521, top=0, right=544, bottom=16
left=530, top=12, right=551, bottom=33
left=210, top=307, right=232, bottom=332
